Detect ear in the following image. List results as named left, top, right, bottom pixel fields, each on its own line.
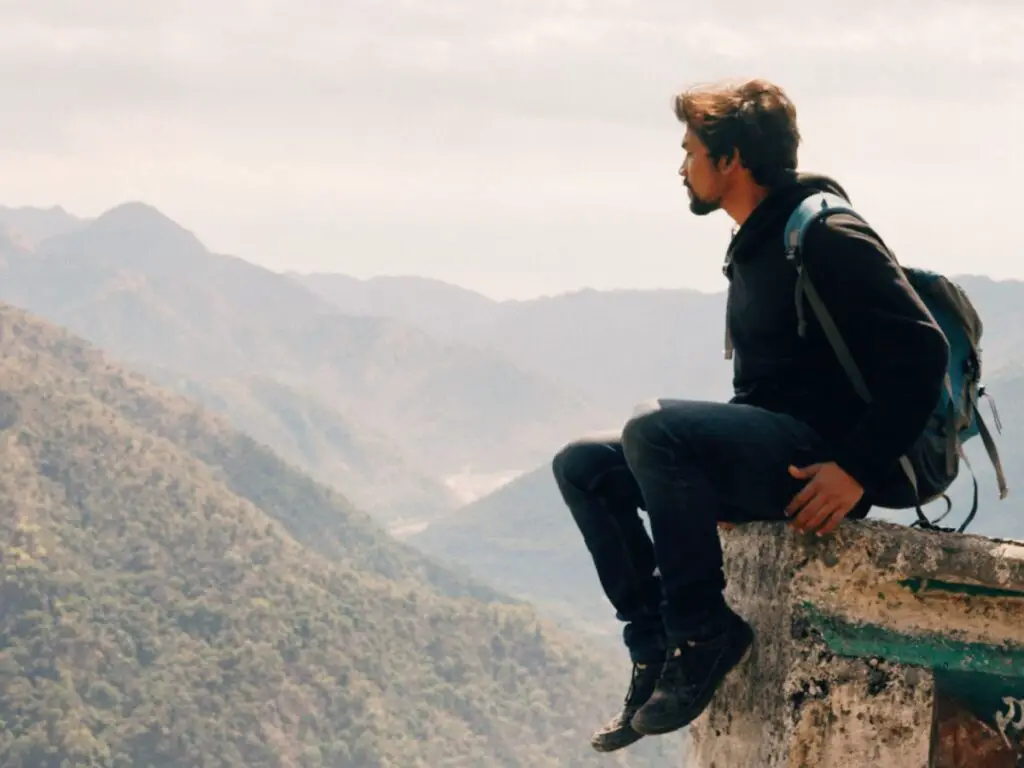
left=717, top=148, right=741, bottom=175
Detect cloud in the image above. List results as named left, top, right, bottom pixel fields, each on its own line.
left=3, top=0, right=1019, bottom=169
left=3, top=0, right=1021, bottom=130
left=0, top=0, right=1020, bottom=297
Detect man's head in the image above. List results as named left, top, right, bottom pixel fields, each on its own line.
left=673, top=79, right=800, bottom=218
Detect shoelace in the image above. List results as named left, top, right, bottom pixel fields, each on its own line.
left=658, top=637, right=727, bottom=695
left=623, top=666, right=640, bottom=705
left=623, top=663, right=650, bottom=706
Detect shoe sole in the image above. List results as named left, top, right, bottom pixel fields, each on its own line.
left=631, top=621, right=755, bottom=736
left=591, top=727, right=645, bottom=753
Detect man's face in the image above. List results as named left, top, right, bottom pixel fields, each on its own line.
left=679, top=129, right=724, bottom=216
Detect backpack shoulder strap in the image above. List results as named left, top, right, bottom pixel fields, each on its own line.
left=784, top=192, right=873, bottom=403
left=784, top=192, right=862, bottom=258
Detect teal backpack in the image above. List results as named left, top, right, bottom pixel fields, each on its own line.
left=787, top=192, right=1008, bottom=532
left=727, top=191, right=1009, bottom=533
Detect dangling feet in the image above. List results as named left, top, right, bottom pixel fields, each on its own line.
left=631, top=607, right=754, bottom=736
left=590, top=660, right=662, bottom=752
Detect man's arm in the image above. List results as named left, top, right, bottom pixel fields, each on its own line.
left=799, top=212, right=950, bottom=495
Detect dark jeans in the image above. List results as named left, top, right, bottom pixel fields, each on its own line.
left=551, top=398, right=845, bottom=662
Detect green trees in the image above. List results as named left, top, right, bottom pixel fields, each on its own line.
left=0, top=304, right=680, bottom=767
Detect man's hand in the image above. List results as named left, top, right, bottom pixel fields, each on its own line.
left=785, top=462, right=864, bottom=536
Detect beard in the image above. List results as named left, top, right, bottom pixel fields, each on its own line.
left=687, top=185, right=721, bottom=216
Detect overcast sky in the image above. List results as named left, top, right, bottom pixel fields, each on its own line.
left=0, top=0, right=1021, bottom=299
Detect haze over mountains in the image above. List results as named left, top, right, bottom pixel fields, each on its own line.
left=293, top=273, right=733, bottom=414
left=1, top=199, right=1022, bottom=763
left=0, top=203, right=600, bottom=525
left=294, top=252, right=1024, bottom=639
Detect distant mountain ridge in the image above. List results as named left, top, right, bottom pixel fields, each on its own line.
left=289, top=272, right=499, bottom=339
left=0, top=203, right=603, bottom=525
left=0, top=204, right=86, bottom=246
left=293, top=270, right=1023, bottom=414
left=294, top=272, right=733, bottom=417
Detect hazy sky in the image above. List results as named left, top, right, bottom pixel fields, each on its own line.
left=0, top=0, right=1021, bottom=299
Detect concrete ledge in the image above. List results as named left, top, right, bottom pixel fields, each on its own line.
left=687, top=519, right=1024, bottom=767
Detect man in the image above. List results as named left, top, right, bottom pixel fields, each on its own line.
left=551, top=78, right=950, bottom=752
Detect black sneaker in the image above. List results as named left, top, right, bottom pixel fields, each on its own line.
left=590, top=660, right=662, bottom=752
left=631, top=608, right=754, bottom=736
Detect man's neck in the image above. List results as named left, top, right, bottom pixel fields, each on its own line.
left=722, top=182, right=771, bottom=228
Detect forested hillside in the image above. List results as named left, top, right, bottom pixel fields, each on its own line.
left=0, top=303, right=680, bottom=767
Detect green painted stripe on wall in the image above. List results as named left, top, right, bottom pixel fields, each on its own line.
left=801, top=603, right=1024, bottom=679
left=898, top=578, right=1024, bottom=600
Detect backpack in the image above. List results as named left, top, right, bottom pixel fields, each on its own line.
left=726, top=191, right=1009, bottom=533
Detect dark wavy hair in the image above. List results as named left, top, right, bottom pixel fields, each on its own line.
left=673, top=78, right=801, bottom=188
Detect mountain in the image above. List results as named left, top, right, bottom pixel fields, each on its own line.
left=0, top=298, right=494, bottom=605
left=457, top=288, right=732, bottom=410
left=0, top=227, right=33, bottom=260
left=295, top=272, right=1024, bottom=420
left=9, top=202, right=345, bottom=371
left=0, top=301, right=683, bottom=767
left=0, top=204, right=86, bottom=247
left=408, top=464, right=616, bottom=640
left=290, top=272, right=499, bottom=341
left=944, top=275, right=1024, bottom=375
left=137, top=365, right=460, bottom=524
left=0, top=203, right=603, bottom=507
left=293, top=274, right=743, bottom=413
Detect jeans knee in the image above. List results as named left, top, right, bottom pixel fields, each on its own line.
left=552, top=432, right=625, bottom=497
left=552, top=439, right=592, bottom=495
left=621, top=408, right=669, bottom=462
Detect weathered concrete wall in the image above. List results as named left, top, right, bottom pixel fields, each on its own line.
left=687, top=519, right=1024, bottom=767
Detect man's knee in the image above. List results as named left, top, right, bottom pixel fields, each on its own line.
left=552, top=439, right=597, bottom=494
left=621, top=402, right=677, bottom=461
left=551, top=441, right=575, bottom=490
left=551, top=432, right=622, bottom=496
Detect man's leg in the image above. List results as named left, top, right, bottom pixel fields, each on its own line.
left=618, top=398, right=830, bottom=736
left=552, top=432, right=665, bottom=751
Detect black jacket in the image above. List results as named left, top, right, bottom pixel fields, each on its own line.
left=724, top=173, right=950, bottom=496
